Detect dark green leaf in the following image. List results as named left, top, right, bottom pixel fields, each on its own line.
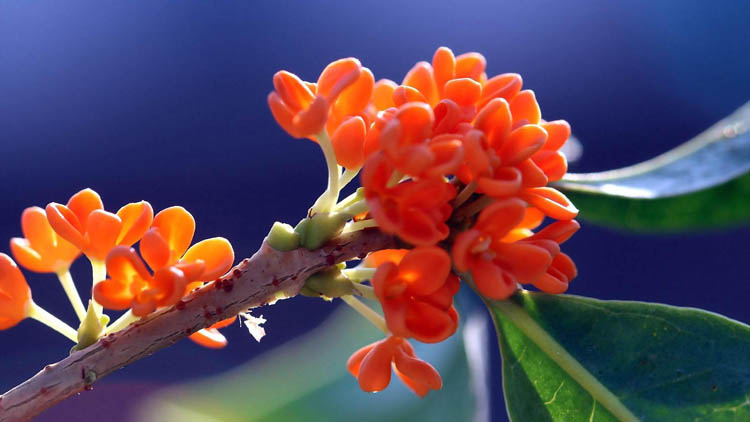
left=489, top=291, right=750, bottom=422
left=554, top=102, right=750, bottom=231
left=136, top=306, right=476, bottom=422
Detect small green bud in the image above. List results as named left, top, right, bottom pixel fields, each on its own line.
left=301, top=267, right=354, bottom=299
left=294, top=212, right=348, bottom=250
left=72, top=301, right=110, bottom=352
left=267, top=221, right=300, bottom=251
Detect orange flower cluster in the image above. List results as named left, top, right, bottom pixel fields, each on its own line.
left=268, top=47, right=581, bottom=397
left=1, top=189, right=235, bottom=348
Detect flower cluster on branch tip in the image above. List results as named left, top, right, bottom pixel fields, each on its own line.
left=268, top=46, right=580, bottom=396
left=0, top=188, right=241, bottom=350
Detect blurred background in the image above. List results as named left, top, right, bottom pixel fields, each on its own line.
left=1, top=1, right=748, bottom=421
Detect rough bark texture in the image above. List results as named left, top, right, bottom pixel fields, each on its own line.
left=0, top=229, right=395, bottom=422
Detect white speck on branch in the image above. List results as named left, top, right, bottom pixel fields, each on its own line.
left=0, top=229, right=395, bottom=422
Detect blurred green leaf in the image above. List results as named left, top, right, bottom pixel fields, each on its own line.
left=136, top=305, right=477, bottom=422
left=489, top=291, right=750, bottom=422
left=554, top=102, right=750, bottom=231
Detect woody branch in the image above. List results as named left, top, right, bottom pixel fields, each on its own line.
left=0, top=229, right=395, bottom=422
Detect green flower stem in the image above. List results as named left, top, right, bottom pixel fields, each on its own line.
left=332, top=189, right=363, bottom=211
left=349, top=283, right=378, bottom=301
left=491, top=294, right=639, bottom=422
left=56, top=269, right=86, bottom=322
left=341, top=295, right=387, bottom=334
left=105, top=310, right=140, bottom=335
left=341, top=219, right=378, bottom=234
left=342, top=267, right=377, bottom=282
left=453, top=181, right=477, bottom=208
left=310, top=130, right=341, bottom=214
left=338, top=199, right=369, bottom=219
left=90, top=259, right=107, bottom=316
left=27, top=302, right=78, bottom=343
left=338, top=168, right=360, bottom=189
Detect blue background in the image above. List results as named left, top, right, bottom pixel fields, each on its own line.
left=1, top=1, right=748, bottom=421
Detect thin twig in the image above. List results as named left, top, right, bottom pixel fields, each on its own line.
left=0, top=230, right=395, bottom=422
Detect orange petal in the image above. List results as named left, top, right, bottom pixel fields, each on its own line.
left=393, top=102, right=434, bottom=146
left=316, top=58, right=362, bottom=101
left=210, top=316, right=236, bottom=330
left=493, top=242, right=552, bottom=285
left=116, top=201, right=154, bottom=246
left=334, top=67, right=374, bottom=116
left=397, top=246, right=451, bottom=296
left=451, top=229, right=480, bottom=272
left=151, top=266, right=188, bottom=307
left=397, top=208, right=449, bottom=246
left=501, top=124, right=547, bottom=165
left=175, top=261, right=206, bottom=286
left=20, top=207, right=56, bottom=256
left=402, top=61, right=438, bottom=106
left=392, top=85, right=428, bottom=107
left=95, top=246, right=150, bottom=310
left=509, top=90, right=541, bottom=125
left=293, top=95, right=328, bottom=137
left=189, top=328, right=228, bottom=349
left=181, top=237, right=234, bottom=281
left=455, top=52, right=486, bottom=81
left=372, top=79, right=397, bottom=111
left=541, top=120, right=571, bottom=151
left=470, top=258, right=516, bottom=300
left=405, top=301, right=458, bottom=343
left=364, top=108, right=396, bottom=159
left=93, top=278, right=133, bottom=311
left=13, top=207, right=79, bottom=273
left=105, top=246, right=151, bottom=284
left=268, top=92, right=306, bottom=139
left=140, top=228, right=171, bottom=271
left=357, top=337, right=398, bottom=392
left=517, top=158, right=549, bottom=188
left=393, top=346, right=442, bottom=391
left=519, top=206, right=546, bottom=230
left=475, top=199, right=527, bottom=240
left=532, top=220, right=580, bottom=244
left=443, top=78, right=482, bottom=107
left=432, top=47, right=455, bottom=97
left=331, top=116, right=367, bottom=169
left=273, top=70, right=315, bottom=112
left=364, top=249, right=408, bottom=267
left=66, top=188, right=103, bottom=229
left=476, top=167, right=522, bottom=198
left=461, top=129, right=491, bottom=179
left=521, top=187, right=579, bottom=220
left=424, top=137, right=464, bottom=178
left=151, top=206, right=196, bottom=263
left=0, top=254, right=31, bottom=330
left=347, top=342, right=377, bottom=377
left=532, top=150, right=567, bottom=182
left=45, top=203, right=86, bottom=250
left=474, top=98, right=512, bottom=151
left=86, top=210, right=123, bottom=261
left=479, top=73, right=522, bottom=109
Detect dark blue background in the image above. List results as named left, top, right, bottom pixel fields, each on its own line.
left=1, top=1, right=748, bottom=421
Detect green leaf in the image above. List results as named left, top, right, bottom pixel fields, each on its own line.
left=489, top=291, right=750, bottom=422
left=554, top=102, right=750, bottom=231
left=136, top=305, right=476, bottom=422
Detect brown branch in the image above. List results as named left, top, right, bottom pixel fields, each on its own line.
left=0, top=229, right=395, bottom=422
